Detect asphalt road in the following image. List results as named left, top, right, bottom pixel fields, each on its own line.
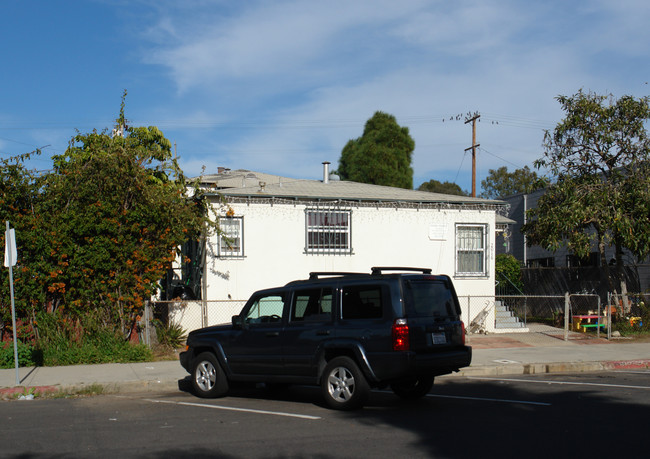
left=2, top=370, right=649, bottom=458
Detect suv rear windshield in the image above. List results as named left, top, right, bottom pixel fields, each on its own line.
left=403, top=279, right=459, bottom=318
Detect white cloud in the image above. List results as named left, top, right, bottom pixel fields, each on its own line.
left=145, top=0, right=438, bottom=92
left=138, top=0, right=650, bottom=189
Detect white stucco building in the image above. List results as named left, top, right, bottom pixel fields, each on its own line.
left=177, top=164, right=511, bottom=332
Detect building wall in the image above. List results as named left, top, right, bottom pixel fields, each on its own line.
left=203, top=199, right=497, bottom=328
left=499, top=189, right=638, bottom=269
left=497, top=189, right=560, bottom=265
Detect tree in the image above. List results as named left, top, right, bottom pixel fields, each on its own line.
left=523, top=90, right=650, bottom=296
left=337, top=111, right=415, bottom=189
left=0, top=93, right=217, bottom=343
left=0, top=151, right=42, bottom=341
left=480, top=166, right=547, bottom=199
left=495, top=254, right=523, bottom=294
left=417, top=179, right=468, bottom=196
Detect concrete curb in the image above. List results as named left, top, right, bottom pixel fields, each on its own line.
left=0, top=379, right=182, bottom=400
left=0, top=385, right=58, bottom=399
left=603, top=359, right=650, bottom=370
left=451, top=359, right=650, bottom=378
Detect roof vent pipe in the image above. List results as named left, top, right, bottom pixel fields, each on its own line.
left=322, top=161, right=330, bottom=184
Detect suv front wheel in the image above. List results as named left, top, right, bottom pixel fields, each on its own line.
left=321, top=356, right=369, bottom=410
left=191, top=352, right=229, bottom=398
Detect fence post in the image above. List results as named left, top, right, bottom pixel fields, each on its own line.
left=465, top=296, right=471, bottom=343
left=202, top=299, right=207, bottom=329
left=564, top=292, right=570, bottom=342
left=596, top=295, right=601, bottom=339
left=524, top=296, right=528, bottom=326
left=606, top=293, right=612, bottom=340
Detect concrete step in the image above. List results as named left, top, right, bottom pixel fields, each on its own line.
left=495, top=321, right=526, bottom=328
left=491, top=326, right=530, bottom=333
left=497, top=317, right=523, bottom=326
left=494, top=303, right=526, bottom=329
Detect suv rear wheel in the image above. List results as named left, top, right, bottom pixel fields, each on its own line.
left=191, top=352, right=229, bottom=398
left=321, top=356, right=369, bottom=410
left=390, top=376, right=434, bottom=400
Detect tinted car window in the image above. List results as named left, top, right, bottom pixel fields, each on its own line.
left=404, top=279, right=458, bottom=318
left=245, top=295, right=284, bottom=324
left=291, top=288, right=333, bottom=322
left=341, top=285, right=383, bottom=319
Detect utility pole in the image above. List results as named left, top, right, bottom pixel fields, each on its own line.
left=464, top=113, right=480, bottom=197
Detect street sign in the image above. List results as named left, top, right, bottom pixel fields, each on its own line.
left=4, top=226, right=16, bottom=267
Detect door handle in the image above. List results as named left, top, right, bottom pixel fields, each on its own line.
left=316, top=330, right=331, bottom=336
left=266, top=332, right=280, bottom=337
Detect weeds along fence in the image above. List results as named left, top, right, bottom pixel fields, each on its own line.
left=141, top=300, right=246, bottom=347
left=608, top=291, right=648, bottom=318
left=143, top=293, right=640, bottom=347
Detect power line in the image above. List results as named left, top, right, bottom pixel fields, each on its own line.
left=480, top=112, right=555, bottom=130
left=0, top=111, right=556, bottom=131
left=454, top=150, right=468, bottom=184
left=478, top=146, right=525, bottom=169
left=0, top=135, right=42, bottom=149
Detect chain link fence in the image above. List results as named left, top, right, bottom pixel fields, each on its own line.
left=459, top=293, right=627, bottom=346
left=141, top=300, right=245, bottom=347
left=141, top=293, right=643, bottom=348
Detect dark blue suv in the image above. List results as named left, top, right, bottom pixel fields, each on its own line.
left=180, top=267, right=471, bottom=410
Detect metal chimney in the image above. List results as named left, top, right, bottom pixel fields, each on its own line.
left=322, top=161, right=330, bottom=184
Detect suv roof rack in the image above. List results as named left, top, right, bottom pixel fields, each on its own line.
left=308, top=272, right=367, bottom=280
left=371, top=267, right=432, bottom=275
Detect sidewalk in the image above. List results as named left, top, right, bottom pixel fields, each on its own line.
left=1, top=332, right=649, bottom=398
left=457, top=332, right=650, bottom=377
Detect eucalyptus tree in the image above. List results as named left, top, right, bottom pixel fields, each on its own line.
left=524, top=90, right=650, bottom=296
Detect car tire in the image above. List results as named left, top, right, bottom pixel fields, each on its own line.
left=391, top=376, right=434, bottom=400
left=321, top=356, right=369, bottom=410
left=191, top=352, right=229, bottom=398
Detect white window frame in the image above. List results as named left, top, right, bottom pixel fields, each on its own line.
left=218, top=217, right=244, bottom=258
left=455, top=224, right=488, bottom=277
left=305, top=208, right=352, bottom=255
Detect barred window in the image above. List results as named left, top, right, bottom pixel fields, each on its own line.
left=456, top=224, right=487, bottom=276
left=219, top=217, right=243, bottom=257
left=305, top=209, right=351, bottom=254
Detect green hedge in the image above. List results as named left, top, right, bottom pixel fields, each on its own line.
left=0, top=341, right=38, bottom=369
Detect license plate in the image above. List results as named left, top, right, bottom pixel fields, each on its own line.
left=431, top=332, right=446, bottom=345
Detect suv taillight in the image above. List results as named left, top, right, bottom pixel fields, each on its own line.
left=392, top=318, right=409, bottom=351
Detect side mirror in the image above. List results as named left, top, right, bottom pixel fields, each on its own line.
left=232, top=315, right=244, bottom=329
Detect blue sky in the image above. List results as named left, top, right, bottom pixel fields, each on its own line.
left=2, top=0, right=649, bottom=193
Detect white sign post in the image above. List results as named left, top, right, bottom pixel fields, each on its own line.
left=4, top=221, right=19, bottom=386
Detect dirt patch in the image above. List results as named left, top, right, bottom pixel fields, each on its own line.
left=468, top=335, right=533, bottom=349
left=151, top=345, right=183, bottom=362
left=617, top=333, right=650, bottom=343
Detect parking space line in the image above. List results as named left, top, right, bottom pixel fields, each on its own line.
left=374, top=389, right=550, bottom=406
left=426, top=393, right=551, bottom=406
left=466, top=376, right=650, bottom=390
left=144, top=399, right=321, bottom=420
